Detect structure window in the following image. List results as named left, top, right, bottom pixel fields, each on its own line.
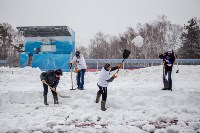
left=41, top=45, right=56, bottom=52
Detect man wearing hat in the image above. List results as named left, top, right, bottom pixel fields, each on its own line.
left=69, top=51, right=87, bottom=90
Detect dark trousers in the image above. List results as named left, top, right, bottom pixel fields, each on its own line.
left=98, top=85, right=107, bottom=101
left=167, top=71, right=172, bottom=89
left=77, top=69, right=86, bottom=89
left=43, top=83, right=57, bottom=96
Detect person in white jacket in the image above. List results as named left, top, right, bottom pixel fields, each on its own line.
left=70, top=51, right=87, bottom=90
left=96, top=63, right=121, bottom=111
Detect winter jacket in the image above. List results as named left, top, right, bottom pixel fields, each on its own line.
left=40, top=70, right=60, bottom=88
left=159, top=52, right=176, bottom=72
left=72, top=54, right=87, bottom=70
left=97, top=66, right=118, bottom=87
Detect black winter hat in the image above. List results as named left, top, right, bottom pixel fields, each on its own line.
left=55, top=69, right=63, bottom=76
left=104, top=63, right=110, bottom=68
left=75, top=51, right=80, bottom=57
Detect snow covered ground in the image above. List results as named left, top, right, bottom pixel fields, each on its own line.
left=0, top=65, right=200, bottom=133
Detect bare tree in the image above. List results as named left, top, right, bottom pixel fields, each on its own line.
left=138, top=15, right=171, bottom=59
left=76, top=46, right=89, bottom=59
left=89, top=32, right=110, bottom=59
left=0, top=23, right=24, bottom=67
left=87, top=14, right=185, bottom=59
left=166, top=24, right=183, bottom=52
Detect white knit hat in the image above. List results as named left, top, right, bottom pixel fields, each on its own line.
left=168, top=49, right=172, bottom=54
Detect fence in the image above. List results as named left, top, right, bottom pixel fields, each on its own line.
left=0, top=60, right=8, bottom=67
left=85, top=59, right=200, bottom=71
left=1, top=59, right=200, bottom=70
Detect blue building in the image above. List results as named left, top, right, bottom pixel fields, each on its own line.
left=17, top=26, right=75, bottom=72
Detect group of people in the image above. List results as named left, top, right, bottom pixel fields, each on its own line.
left=40, top=49, right=176, bottom=111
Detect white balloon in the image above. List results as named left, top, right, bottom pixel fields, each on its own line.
left=132, top=36, right=143, bottom=48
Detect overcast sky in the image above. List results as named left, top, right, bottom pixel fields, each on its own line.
left=0, top=0, right=200, bottom=46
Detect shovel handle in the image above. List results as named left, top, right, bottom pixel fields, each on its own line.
left=42, top=80, right=57, bottom=92
left=112, top=58, right=125, bottom=76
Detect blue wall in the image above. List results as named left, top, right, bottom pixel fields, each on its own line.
left=20, top=53, right=29, bottom=67
left=20, top=31, right=75, bottom=72
left=24, top=40, right=74, bottom=55
left=32, top=54, right=71, bottom=72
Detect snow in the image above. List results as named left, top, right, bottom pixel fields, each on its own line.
left=132, top=35, right=144, bottom=48
left=0, top=65, right=200, bottom=133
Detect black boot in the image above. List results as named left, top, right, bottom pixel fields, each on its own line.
left=101, top=100, right=106, bottom=111
left=96, top=92, right=101, bottom=103
left=44, top=95, right=49, bottom=105
left=53, top=93, right=59, bottom=104
left=161, top=88, right=168, bottom=90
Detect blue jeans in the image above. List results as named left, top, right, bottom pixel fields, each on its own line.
left=77, top=69, right=86, bottom=89
left=167, top=71, right=172, bottom=89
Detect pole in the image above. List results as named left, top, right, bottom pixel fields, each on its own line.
left=70, top=52, right=75, bottom=90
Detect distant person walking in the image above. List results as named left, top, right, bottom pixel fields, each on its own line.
left=40, top=69, right=63, bottom=105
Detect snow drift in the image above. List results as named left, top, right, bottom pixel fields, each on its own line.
left=0, top=65, right=200, bottom=133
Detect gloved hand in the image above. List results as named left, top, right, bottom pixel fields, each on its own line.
left=41, top=80, right=47, bottom=84
left=159, top=54, right=163, bottom=59
left=117, top=64, right=122, bottom=69
left=113, top=74, right=117, bottom=78
left=74, top=68, right=78, bottom=73
left=68, top=62, right=72, bottom=68
left=50, top=87, right=56, bottom=91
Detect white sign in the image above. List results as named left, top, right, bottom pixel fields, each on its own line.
left=41, top=45, right=56, bottom=52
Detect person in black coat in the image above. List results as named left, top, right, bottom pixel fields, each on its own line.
left=40, top=69, right=63, bottom=105
left=159, top=49, right=176, bottom=91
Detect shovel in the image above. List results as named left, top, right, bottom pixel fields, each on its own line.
left=113, top=49, right=131, bottom=76
left=162, top=64, right=169, bottom=89
left=43, top=81, right=70, bottom=98
left=175, top=54, right=179, bottom=73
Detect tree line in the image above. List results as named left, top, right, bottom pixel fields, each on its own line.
left=0, top=23, right=24, bottom=66
left=78, top=15, right=200, bottom=59
left=0, top=15, right=200, bottom=67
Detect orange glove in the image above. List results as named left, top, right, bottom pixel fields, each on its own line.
left=117, top=64, right=122, bottom=69
left=74, top=68, right=78, bottom=73
left=113, top=74, right=117, bottom=78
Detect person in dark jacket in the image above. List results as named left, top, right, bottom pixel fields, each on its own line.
left=159, top=49, right=176, bottom=91
left=40, top=69, right=63, bottom=105
left=96, top=63, right=121, bottom=111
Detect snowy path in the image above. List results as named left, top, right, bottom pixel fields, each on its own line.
left=0, top=66, right=200, bottom=133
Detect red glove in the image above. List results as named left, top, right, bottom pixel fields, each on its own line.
left=117, top=65, right=122, bottom=69
left=113, top=74, right=117, bottom=78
